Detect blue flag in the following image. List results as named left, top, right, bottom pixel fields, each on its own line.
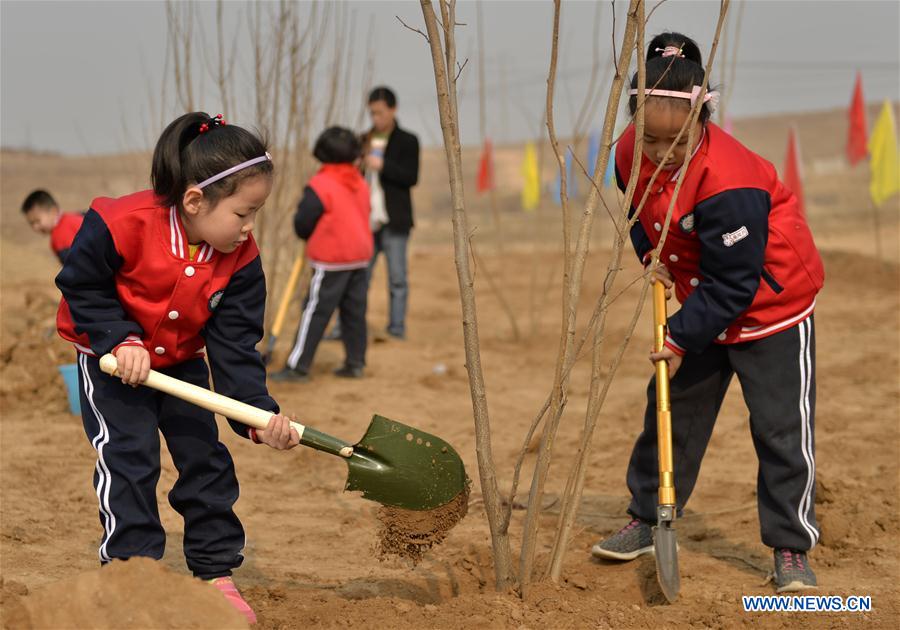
left=553, top=150, right=578, bottom=204
left=605, top=142, right=616, bottom=187
left=588, top=131, right=600, bottom=174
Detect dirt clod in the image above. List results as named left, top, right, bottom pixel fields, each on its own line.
left=376, top=483, right=470, bottom=564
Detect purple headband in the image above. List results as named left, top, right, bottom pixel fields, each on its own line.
left=196, top=152, right=273, bottom=189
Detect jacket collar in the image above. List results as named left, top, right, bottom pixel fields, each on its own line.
left=168, top=206, right=214, bottom=262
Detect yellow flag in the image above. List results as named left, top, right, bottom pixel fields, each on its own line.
left=521, top=142, right=540, bottom=212
left=867, top=101, right=900, bottom=207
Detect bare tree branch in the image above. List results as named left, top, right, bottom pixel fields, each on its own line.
left=396, top=14, right=429, bottom=43
left=419, top=0, right=514, bottom=591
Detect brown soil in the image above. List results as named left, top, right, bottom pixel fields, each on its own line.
left=377, top=483, right=470, bottom=563
left=2, top=107, right=899, bottom=629
left=2, top=557, right=247, bottom=629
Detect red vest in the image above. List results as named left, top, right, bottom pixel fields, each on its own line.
left=57, top=190, right=260, bottom=367
left=306, top=164, right=373, bottom=269
left=617, top=123, right=825, bottom=343
left=50, top=212, right=83, bottom=256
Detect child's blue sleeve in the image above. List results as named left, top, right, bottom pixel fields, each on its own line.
left=203, top=255, right=279, bottom=438
left=667, top=188, right=770, bottom=353
left=55, top=209, right=144, bottom=354
left=293, top=186, right=325, bottom=240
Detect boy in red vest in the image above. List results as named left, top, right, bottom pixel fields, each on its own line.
left=21, top=189, right=84, bottom=263
left=273, top=127, right=373, bottom=382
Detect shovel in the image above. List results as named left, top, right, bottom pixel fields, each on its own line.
left=261, top=249, right=307, bottom=366
left=652, top=280, right=680, bottom=603
left=98, top=354, right=467, bottom=511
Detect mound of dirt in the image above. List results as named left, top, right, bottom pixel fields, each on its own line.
left=377, top=483, right=470, bottom=564
left=2, top=557, right=248, bottom=630
left=0, top=288, right=71, bottom=415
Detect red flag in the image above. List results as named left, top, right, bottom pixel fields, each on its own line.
left=477, top=139, right=494, bottom=193
left=847, top=71, right=868, bottom=165
left=783, top=126, right=806, bottom=217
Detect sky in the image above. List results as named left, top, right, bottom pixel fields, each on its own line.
left=2, top=0, right=899, bottom=155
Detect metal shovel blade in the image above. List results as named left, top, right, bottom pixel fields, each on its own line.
left=653, top=516, right=680, bottom=603
left=343, top=415, right=467, bottom=511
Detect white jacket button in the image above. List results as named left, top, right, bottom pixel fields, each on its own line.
left=168, top=311, right=179, bottom=320
left=185, top=266, right=195, bottom=277
left=653, top=222, right=662, bottom=231
left=717, top=332, right=727, bottom=341
left=669, top=254, right=679, bottom=262
left=690, top=277, right=700, bottom=287
left=154, top=346, right=165, bottom=355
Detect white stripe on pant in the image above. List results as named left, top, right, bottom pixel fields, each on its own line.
left=797, top=319, right=819, bottom=547
left=79, top=353, right=117, bottom=562
left=287, top=267, right=326, bottom=369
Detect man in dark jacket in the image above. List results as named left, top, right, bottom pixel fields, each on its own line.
left=363, top=86, right=419, bottom=339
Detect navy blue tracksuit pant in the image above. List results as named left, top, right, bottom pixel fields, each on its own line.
left=76, top=354, right=244, bottom=578
left=626, top=317, right=820, bottom=551
left=286, top=266, right=368, bottom=372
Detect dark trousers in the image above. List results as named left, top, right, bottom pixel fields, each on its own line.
left=626, top=317, right=819, bottom=551
left=286, top=266, right=368, bottom=371
left=77, top=354, right=244, bottom=578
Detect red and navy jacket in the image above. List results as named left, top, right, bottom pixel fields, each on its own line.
left=617, top=123, right=825, bottom=355
left=50, top=212, right=85, bottom=263
left=55, top=190, right=277, bottom=437
left=293, top=163, right=373, bottom=270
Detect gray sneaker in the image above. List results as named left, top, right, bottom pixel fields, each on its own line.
left=591, top=518, right=654, bottom=561
left=773, top=548, right=817, bottom=593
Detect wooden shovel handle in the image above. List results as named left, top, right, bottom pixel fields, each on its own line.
left=98, top=354, right=306, bottom=439
left=271, top=250, right=306, bottom=338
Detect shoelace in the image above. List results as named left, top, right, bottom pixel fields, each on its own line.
left=621, top=518, right=642, bottom=533
left=781, top=549, right=805, bottom=571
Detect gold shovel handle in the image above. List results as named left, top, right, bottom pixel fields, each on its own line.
left=653, top=281, right=676, bottom=507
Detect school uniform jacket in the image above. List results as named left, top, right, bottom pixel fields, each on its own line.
left=616, top=123, right=825, bottom=355
left=293, top=163, right=374, bottom=270
left=51, top=212, right=85, bottom=263
left=55, top=190, right=278, bottom=436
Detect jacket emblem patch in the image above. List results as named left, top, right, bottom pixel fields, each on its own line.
left=208, top=290, right=225, bottom=312
left=722, top=226, right=749, bottom=247
left=679, top=213, right=695, bottom=233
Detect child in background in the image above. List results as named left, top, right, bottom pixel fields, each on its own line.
left=21, top=189, right=84, bottom=263
left=56, top=112, right=299, bottom=624
left=590, top=33, right=824, bottom=593
left=273, top=127, right=372, bottom=382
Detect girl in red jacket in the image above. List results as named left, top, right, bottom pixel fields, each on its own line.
left=591, top=33, right=824, bottom=594
left=56, top=112, right=298, bottom=624
left=273, top=127, right=373, bottom=382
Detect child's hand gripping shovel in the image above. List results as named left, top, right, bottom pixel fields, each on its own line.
left=98, top=354, right=468, bottom=512
left=652, top=280, right=680, bottom=603
left=261, top=249, right=307, bottom=366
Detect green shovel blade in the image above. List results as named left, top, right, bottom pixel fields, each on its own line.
left=342, top=415, right=467, bottom=511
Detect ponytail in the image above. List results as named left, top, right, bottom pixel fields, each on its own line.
left=151, top=112, right=272, bottom=208
left=629, top=32, right=716, bottom=124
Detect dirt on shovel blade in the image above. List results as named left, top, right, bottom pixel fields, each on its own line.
left=376, top=482, right=470, bottom=564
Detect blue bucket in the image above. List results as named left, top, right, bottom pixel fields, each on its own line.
left=58, top=363, right=81, bottom=415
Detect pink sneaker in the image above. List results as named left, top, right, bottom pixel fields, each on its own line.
left=208, top=577, right=257, bottom=625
